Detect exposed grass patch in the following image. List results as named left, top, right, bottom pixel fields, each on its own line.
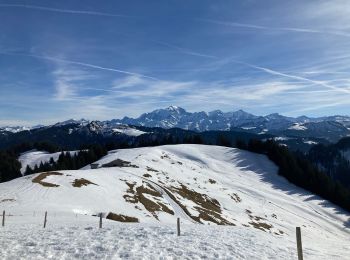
left=143, top=173, right=152, bottom=178
left=170, top=183, right=234, bottom=225
left=208, top=179, right=216, bottom=184
left=123, top=181, right=174, bottom=219
left=72, top=178, right=97, bottom=188
left=249, top=221, right=273, bottom=232
left=246, top=210, right=273, bottom=232
left=106, top=212, right=139, bottom=223
left=230, top=193, right=242, bottom=203
left=146, top=167, right=158, bottom=172
left=160, top=153, right=171, bottom=159
left=32, top=172, right=63, bottom=187
left=0, top=199, right=15, bottom=203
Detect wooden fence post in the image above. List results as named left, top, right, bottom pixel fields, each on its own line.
left=99, top=213, right=102, bottom=228
left=2, top=210, right=5, bottom=227
left=177, top=218, right=180, bottom=236
left=296, top=227, right=303, bottom=260
left=43, top=211, right=47, bottom=228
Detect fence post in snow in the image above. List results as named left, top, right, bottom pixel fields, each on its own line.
left=177, top=218, right=180, bottom=236
left=43, top=211, right=47, bottom=228
left=2, top=210, right=4, bottom=227
left=296, top=227, right=303, bottom=260
left=99, top=213, right=102, bottom=228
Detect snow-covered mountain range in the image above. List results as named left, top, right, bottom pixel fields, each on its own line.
left=116, top=106, right=350, bottom=133
left=1, top=106, right=350, bottom=144
left=1, top=144, right=349, bottom=259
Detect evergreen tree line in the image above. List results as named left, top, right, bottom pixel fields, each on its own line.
left=12, top=141, right=61, bottom=154
left=236, top=139, right=350, bottom=212
left=0, top=141, right=64, bottom=182
left=24, top=145, right=107, bottom=175
left=0, top=150, right=22, bottom=182
left=1, top=133, right=350, bottom=212
left=308, top=143, right=350, bottom=189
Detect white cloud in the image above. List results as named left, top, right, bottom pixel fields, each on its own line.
left=52, top=65, right=93, bottom=101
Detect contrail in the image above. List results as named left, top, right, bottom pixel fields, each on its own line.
left=0, top=4, right=133, bottom=18
left=153, top=40, right=217, bottom=59
left=232, top=60, right=350, bottom=94
left=0, top=52, right=158, bottom=80
left=198, top=19, right=350, bottom=38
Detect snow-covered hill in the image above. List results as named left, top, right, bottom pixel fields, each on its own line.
left=1, top=145, right=349, bottom=259
left=18, top=150, right=80, bottom=174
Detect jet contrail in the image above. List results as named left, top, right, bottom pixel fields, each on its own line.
left=0, top=4, right=133, bottom=18
left=0, top=52, right=158, bottom=80
left=153, top=40, right=217, bottom=59
left=198, top=19, right=350, bottom=38
left=232, top=60, right=350, bottom=94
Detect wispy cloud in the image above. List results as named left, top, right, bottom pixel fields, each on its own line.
left=0, top=4, right=133, bottom=18
left=230, top=60, right=350, bottom=94
left=199, top=18, right=350, bottom=38
left=52, top=66, right=93, bottom=101
left=0, top=51, right=158, bottom=80
left=152, top=40, right=217, bottom=59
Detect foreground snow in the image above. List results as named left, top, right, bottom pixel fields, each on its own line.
left=1, top=144, right=349, bottom=259
left=0, top=214, right=343, bottom=260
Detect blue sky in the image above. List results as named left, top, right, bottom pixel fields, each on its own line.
left=1, top=0, right=350, bottom=126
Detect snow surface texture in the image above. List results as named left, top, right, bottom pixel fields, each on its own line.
left=1, top=144, right=349, bottom=259
left=112, top=127, right=146, bottom=136
left=0, top=218, right=324, bottom=260
left=18, top=150, right=79, bottom=174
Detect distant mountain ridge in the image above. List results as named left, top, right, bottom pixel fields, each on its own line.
left=1, top=106, right=350, bottom=143
left=115, top=106, right=350, bottom=142
left=115, top=106, right=350, bottom=132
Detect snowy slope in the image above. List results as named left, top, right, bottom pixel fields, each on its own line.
left=112, top=127, right=146, bottom=136
left=18, top=150, right=79, bottom=174
left=1, top=144, right=349, bottom=259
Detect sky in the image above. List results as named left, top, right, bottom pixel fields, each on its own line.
left=1, top=0, right=350, bottom=126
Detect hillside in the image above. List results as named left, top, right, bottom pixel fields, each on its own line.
left=18, top=150, right=80, bottom=174
left=0, top=144, right=349, bottom=259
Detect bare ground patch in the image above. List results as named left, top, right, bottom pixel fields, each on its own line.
left=246, top=209, right=274, bottom=232
left=248, top=221, right=273, bottom=232
left=146, top=167, right=158, bottom=172
left=169, top=183, right=234, bottom=225
left=106, top=212, right=139, bottom=223
left=230, top=193, right=242, bottom=203
left=72, top=178, right=97, bottom=188
left=208, top=179, right=216, bottom=184
left=123, top=181, right=174, bottom=219
left=0, top=199, right=15, bottom=203
left=32, top=172, right=63, bottom=187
